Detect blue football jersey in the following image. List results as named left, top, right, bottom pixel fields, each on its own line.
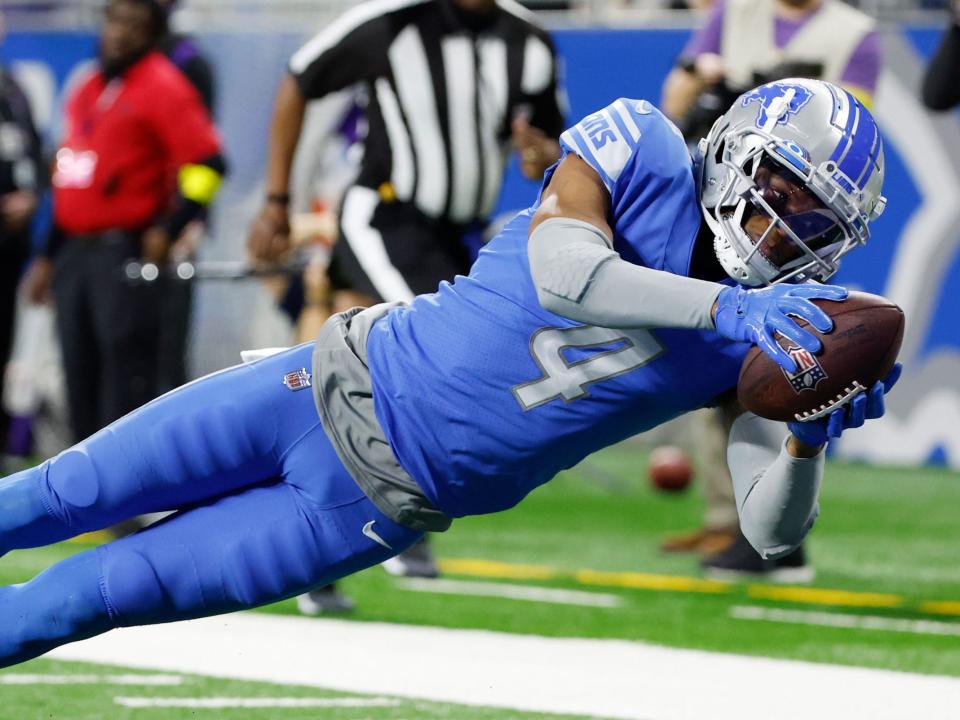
left=365, top=99, right=750, bottom=518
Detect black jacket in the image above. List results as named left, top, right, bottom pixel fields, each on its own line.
left=0, top=67, right=42, bottom=258
left=922, top=22, right=960, bottom=112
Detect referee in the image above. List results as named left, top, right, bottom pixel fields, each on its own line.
left=247, top=0, right=565, bottom=307
left=24, top=0, right=225, bottom=442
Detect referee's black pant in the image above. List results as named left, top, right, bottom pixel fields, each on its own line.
left=53, top=231, right=164, bottom=442
left=329, top=186, right=476, bottom=303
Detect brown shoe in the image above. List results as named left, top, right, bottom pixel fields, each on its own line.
left=660, top=526, right=737, bottom=554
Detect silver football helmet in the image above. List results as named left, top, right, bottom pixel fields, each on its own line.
left=699, top=78, right=886, bottom=286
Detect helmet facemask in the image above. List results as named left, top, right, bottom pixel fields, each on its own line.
left=699, top=80, right=886, bottom=287
left=704, top=132, right=864, bottom=286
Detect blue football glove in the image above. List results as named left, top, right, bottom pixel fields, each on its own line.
left=787, top=363, right=902, bottom=448
left=714, top=283, right=848, bottom=372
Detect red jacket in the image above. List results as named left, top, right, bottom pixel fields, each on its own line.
left=53, top=51, right=221, bottom=236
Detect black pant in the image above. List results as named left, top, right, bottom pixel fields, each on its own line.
left=53, top=232, right=163, bottom=442
left=329, top=188, right=474, bottom=302
left=0, top=250, right=25, bottom=451
left=156, top=277, right=192, bottom=395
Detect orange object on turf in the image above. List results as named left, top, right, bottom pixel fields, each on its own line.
left=647, top=445, right=693, bottom=493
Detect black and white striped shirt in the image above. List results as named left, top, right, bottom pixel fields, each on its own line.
left=290, top=0, right=565, bottom=225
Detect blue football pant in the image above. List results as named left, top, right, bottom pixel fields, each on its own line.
left=0, top=343, right=421, bottom=668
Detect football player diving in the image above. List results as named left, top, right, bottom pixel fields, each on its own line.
left=0, top=79, right=899, bottom=667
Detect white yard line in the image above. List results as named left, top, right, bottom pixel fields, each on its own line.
left=395, top=578, right=623, bottom=607
left=731, top=604, right=960, bottom=636
left=114, top=697, right=399, bottom=709
left=49, top=612, right=960, bottom=720
left=0, top=673, right=184, bottom=685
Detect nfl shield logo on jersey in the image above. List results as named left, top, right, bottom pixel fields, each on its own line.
left=781, top=346, right=828, bottom=393
left=282, top=368, right=312, bottom=391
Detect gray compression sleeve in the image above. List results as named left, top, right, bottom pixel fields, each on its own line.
left=527, top=217, right=724, bottom=329
left=728, top=412, right=824, bottom=559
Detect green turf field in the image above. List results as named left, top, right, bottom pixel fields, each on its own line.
left=2, top=441, right=959, bottom=717
left=1, top=659, right=604, bottom=720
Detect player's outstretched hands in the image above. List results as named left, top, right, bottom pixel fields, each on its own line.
left=713, top=283, right=848, bottom=372
left=788, top=363, right=902, bottom=448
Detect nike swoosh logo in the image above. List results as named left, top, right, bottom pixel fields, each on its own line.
left=362, top=520, right=392, bottom=550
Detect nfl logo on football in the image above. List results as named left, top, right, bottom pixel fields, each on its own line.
left=781, top=346, right=828, bottom=393
left=282, top=368, right=312, bottom=392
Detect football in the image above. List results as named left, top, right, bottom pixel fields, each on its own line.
left=648, top=445, right=694, bottom=493
left=737, top=291, right=905, bottom=423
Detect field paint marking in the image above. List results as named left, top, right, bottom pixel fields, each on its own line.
left=0, top=674, right=184, bottom=685
left=438, top=558, right=556, bottom=580
left=50, top=612, right=960, bottom=720
left=395, top=578, right=623, bottom=608
left=441, top=557, right=960, bottom=614
left=114, top=697, right=400, bottom=709
left=731, top=605, right=960, bottom=636
left=922, top=601, right=960, bottom=616
left=577, top=569, right=730, bottom=594
left=747, top=585, right=903, bottom=609
left=440, top=558, right=731, bottom=595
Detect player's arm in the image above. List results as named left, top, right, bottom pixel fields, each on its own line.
left=719, top=361, right=901, bottom=558
left=720, top=398, right=824, bottom=559
left=527, top=154, right=726, bottom=330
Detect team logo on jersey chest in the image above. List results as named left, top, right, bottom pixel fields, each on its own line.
left=781, top=346, right=828, bottom=393
left=282, top=368, right=312, bottom=391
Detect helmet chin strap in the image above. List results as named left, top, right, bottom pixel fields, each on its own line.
left=703, top=195, right=777, bottom=287
left=713, top=232, right=764, bottom=286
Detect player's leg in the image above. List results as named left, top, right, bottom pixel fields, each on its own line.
left=0, top=343, right=316, bottom=556
left=0, top=443, right=421, bottom=668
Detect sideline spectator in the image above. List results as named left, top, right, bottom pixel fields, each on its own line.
left=156, top=0, right=215, bottom=113
left=22, top=0, right=225, bottom=442
left=921, top=0, right=960, bottom=111
left=155, top=0, right=219, bottom=394
left=248, top=0, right=565, bottom=614
left=659, top=0, right=881, bottom=581
left=0, top=12, right=43, bottom=470
left=663, top=0, right=879, bottom=138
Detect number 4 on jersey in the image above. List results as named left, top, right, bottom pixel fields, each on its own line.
left=512, top=325, right=665, bottom=410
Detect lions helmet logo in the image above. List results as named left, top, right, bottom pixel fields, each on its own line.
left=741, top=83, right=814, bottom=129
left=781, top=346, right=828, bottom=393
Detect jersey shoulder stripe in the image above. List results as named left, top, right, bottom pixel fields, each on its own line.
left=559, top=97, right=647, bottom=192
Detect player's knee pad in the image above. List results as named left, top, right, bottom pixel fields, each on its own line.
left=44, top=450, right=102, bottom=519
left=99, top=547, right=170, bottom=625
